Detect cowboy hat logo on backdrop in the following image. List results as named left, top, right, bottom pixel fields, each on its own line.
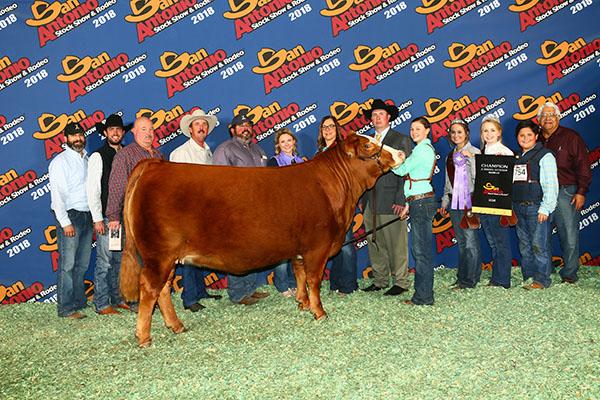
left=125, top=0, right=210, bottom=43
left=349, top=42, right=436, bottom=91
left=320, top=0, right=397, bottom=37
left=425, top=95, right=507, bottom=143
left=512, top=91, right=594, bottom=121
left=25, top=0, right=108, bottom=47
left=155, top=48, right=245, bottom=98
left=443, top=40, right=529, bottom=88
left=415, top=0, right=481, bottom=34
left=536, top=37, right=600, bottom=85
left=223, top=0, right=298, bottom=40
left=33, top=109, right=105, bottom=160
left=0, top=55, right=49, bottom=91
left=56, top=52, right=140, bottom=102
left=253, top=45, right=324, bottom=94
left=508, top=0, right=575, bottom=32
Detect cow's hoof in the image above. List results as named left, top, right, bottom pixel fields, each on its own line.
left=297, top=303, right=310, bottom=311
left=170, top=324, right=187, bottom=334
left=314, top=313, right=328, bottom=321
left=137, top=338, right=152, bottom=348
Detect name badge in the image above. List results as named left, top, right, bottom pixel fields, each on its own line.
left=513, top=164, right=528, bottom=182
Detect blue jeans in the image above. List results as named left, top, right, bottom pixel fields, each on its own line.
left=553, top=185, right=580, bottom=281
left=227, top=273, right=258, bottom=303
left=329, top=229, right=358, bottom=294
left=449, top=210, right=482, bottom=288
left=180, top=264, right=209, bottom=308
left=514, top=203, right=552, bottom=287
left=409, top=197, right=436, bottom=305
left=93, top=218, right=123, bottom=311
left=273, top=260, right=297, bottom=292
left=56, top=210, right=93, bottom=317
left=480, top=214, right=512, bottom=288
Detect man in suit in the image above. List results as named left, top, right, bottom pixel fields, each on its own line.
left=361, top=99, right=413, bottom=296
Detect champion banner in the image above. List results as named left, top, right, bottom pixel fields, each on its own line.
left=1, top=0, right=599, bottom=304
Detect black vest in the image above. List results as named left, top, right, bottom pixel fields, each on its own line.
left=513, top=142, right=551, bottom=203
left=94, top=143, right=118, bottom=216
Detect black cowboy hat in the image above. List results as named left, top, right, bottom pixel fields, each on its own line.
left=363, top=99, right=399, bottom=122
left=95, top=114, right=132, bottom=135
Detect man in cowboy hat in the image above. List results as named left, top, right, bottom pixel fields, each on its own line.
left=213, top=110, right=269, bottom=306
left=361, top=99, right=413, bottom=296
left=49, top=122, right=93, bottom=319
left=87, top=113, right=132, bottom=315
left=169, top=109, right=222, bottom=312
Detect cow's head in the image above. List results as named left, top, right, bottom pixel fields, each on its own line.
left=341, top=133, right=405, bottom=188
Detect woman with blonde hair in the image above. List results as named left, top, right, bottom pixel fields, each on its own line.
left=267, top=128, right=303, bottom=297
left=479, top=115, right=514, bottom=289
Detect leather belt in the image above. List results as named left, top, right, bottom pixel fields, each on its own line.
left=406, top=191, right=434, bottom=203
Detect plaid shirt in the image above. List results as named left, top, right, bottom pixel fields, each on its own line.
left=106, top=142, right=163, bottom=221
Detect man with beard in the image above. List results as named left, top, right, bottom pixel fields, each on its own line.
left=86, top=114, right=132, bottom=315
left=213, top=110, right=270, bottom=306
left=169, top=109, right=223, bottom=312
left=538, top=102, right=592, bottom=284
left=49, top=122, right=93, bottom=319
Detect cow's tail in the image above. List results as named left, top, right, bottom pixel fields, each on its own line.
left=119, top=159, right=159, bottom=301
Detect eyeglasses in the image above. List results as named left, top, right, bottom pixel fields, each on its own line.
left=322, top=124, right=336, bottom=130
left=540, top=113, right=558, bottom=119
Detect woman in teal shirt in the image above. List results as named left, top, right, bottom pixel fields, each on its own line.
left=392, top=116, right=436, bottom=305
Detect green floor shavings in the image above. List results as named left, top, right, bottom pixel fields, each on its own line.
left=1, top=268, right=599, bottom=399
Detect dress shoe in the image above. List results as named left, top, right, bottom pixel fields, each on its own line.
left=97, top=306, right=120, bottom=315
left=383, top=285, right=408, bottom=296
left=115, top=303, right=130, bottom=311
left=487, top=281, right=509, bottom=289
left=251, top=291, right=269, bottom=299
left=205, top=294, right=223, bottom=300
left=561, top=277, right=578, bottom=284
left=66, top=312, right=86, bottom=319
left=524, top=282, right=545, bottom=290
left=237, top=296, right=259, bottom=306
left=184, top=302, right=205, bottom=312
left=362, top=284, right=383, bottom=292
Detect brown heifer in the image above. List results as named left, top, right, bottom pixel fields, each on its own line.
left=120, top=133, right=403, bottom=347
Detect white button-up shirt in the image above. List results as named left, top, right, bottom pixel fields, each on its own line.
left=49, top=146, right=89, bottom=227
left=86, top=152, right=105, bottom=223
left=169, top=139, right=212, bottom=165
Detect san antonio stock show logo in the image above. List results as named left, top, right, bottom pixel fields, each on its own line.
left=508, top=0, right=579, bottom=32
left=25, top=0, right=117, bottom=47
left=125, top=0, right=215, bottom=43
left=223, top=0, right=308, bottom=39
left=320, top=0, right=406, bottom=37
left=252, top=44, right=340, bottom=94
left=154, top=47, right=245, bottom=98
left=56, top=51, right=146, bottom=102
left=512, top=91, right=596, bottom=121
left=443, top=39, right=528, bottom=88
left=535, top=37, right=600, bottom=85
left=416, top=0, right=482, bottom=34
left=348, top=41, right=436, bottom=91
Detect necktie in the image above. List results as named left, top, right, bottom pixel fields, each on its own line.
left=375, top=132, right=382, bottom=142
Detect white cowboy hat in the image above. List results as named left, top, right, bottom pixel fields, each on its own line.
left=179, top=109, right=218, bottom=137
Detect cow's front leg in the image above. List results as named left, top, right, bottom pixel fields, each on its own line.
left=304, top=252, right=328, bottom=320
left=292, top=257, right=309, bottom=311
left=157, top=268, right=186, bottom=335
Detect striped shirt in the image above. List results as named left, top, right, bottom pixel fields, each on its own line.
left=106, top=142, right=163, bottom=221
